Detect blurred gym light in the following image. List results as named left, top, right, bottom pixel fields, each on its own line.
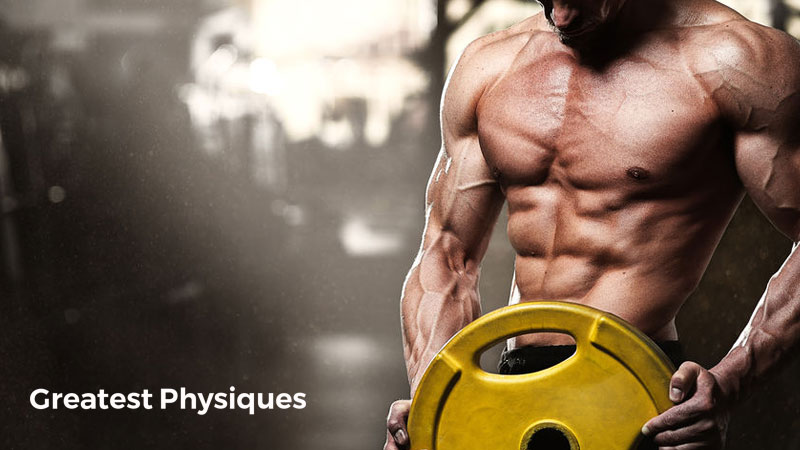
left=719, top=0, right=770, bottom=24
left=447, top=0, right=541, bottom=67
left=246, top=0, right=434, bottom=143
left=248, top=58, right=282, bottom=95
left=204, top=44, right=239, bottom=79
left=251, top=0, right=434, bottom=59
left=313, top=334, right=382, bottom=368
left=447, top=0, right=474, bottom=22
left=338, top=215, right=405, bottom=257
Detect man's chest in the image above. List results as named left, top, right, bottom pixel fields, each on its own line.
left=475, top=49, right=725, bottom=190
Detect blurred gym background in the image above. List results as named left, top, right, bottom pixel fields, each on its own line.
left=0, top=0, right=798, bottom=448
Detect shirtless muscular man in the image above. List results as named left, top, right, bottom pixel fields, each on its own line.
left=384, top=0, right=800, bottom=448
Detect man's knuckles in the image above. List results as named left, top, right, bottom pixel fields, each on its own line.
left=675, top=361, right=703, bottom=378
left=671, top=361, right=704, bottom=395
left=697, top=370, right=717, bottom=388
left=386, top=416, right=404, bottom=431
left=390, top=399, right=411, bottom=412
left=386, top=400, right=410, bottom=427
left=694, top=395, right=716, bottom=413
left=685, top=382, right=719, bottom=412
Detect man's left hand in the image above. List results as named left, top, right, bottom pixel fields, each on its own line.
left=642, top=361, right=732, bottom=449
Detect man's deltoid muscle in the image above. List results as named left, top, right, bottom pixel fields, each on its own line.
left=385, top=0, right=800, bottom=448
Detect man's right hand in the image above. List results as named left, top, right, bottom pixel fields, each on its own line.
left=384, top=399, right=412, bottom=450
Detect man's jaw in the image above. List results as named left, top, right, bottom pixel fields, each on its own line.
left=552, top=19, right=602, bottom=48
left=544, top=2, right=598, bottom=47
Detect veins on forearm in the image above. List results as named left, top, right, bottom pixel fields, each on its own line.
left=401, top=249, right=481, bottom=383
left=721, top=242, right=800, bottom=400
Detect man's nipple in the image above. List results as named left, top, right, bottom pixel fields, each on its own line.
left=626, top=166, right=650, bottom=181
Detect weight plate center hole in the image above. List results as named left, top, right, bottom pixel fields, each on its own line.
left=526, top=427, right=573, bottom=450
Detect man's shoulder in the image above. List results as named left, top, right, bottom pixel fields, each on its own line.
left=448, top=13, right=557, bottom=95
left=676, top=8, right=800, bottom=126
left=681, top=9, right=799, bottom=77
left=450, top=13, right=551, bottom=87
left=442, top=14, right=549, bottom=133
left=463, top=13, right=548, bottom=57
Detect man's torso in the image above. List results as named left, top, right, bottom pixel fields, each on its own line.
left=471, top=4, right=761, bottom=345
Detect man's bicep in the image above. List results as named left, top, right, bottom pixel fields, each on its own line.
left=735, top=127, right=800, bottom=241
left=727, top=28, right=800, bottom=241
left=420, top=39, right=505, bottom=260
left=423, top=135, right=504, bottom=260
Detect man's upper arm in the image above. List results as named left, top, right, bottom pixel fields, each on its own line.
left=710, top=23, right=800, bottom=240
left=420, top=39, right=507, bottom=262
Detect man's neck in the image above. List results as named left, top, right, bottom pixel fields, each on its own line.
left=566, top=0, right=676, bottom=67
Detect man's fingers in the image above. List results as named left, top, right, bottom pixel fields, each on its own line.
left=385, top=430, right=428, bottom=450
left=650, top=418, right=716, bottom=446
left=386, top=400, right=412, bottom=448
left=384, top=430, right=400, bottom=450
left=658, top=443, right=709, bottom=450
left=394, top=429, right=409, bottom=446
left=644, top=365, right=722, bottom=440
left=669, top=362, right=704, bottom=403
left=386, top=400, right=411, bottom=432
left=642, top=362, right=727, bottom=450
left=643, top=396, right=707, bottom=436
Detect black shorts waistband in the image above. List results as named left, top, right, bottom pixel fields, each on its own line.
left=498, top=341, right=685, bottom=375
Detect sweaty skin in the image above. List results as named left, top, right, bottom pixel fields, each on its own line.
left=385, top=0, right=800, bottom=449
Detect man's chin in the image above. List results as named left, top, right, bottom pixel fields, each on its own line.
left=555, top=24, right=605, bottom=49
left=557, top=31, right=591, bottom=48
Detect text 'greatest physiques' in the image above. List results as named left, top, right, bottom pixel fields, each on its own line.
left=30, top=387, right=307, bottom=415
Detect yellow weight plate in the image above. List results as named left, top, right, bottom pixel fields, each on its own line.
left=407, top=301, right=675, bottom=450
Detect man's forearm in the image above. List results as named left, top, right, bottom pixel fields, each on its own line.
left=400, top=249, right=482, bottom=396
left=711, top=242, right=800, bottom=403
